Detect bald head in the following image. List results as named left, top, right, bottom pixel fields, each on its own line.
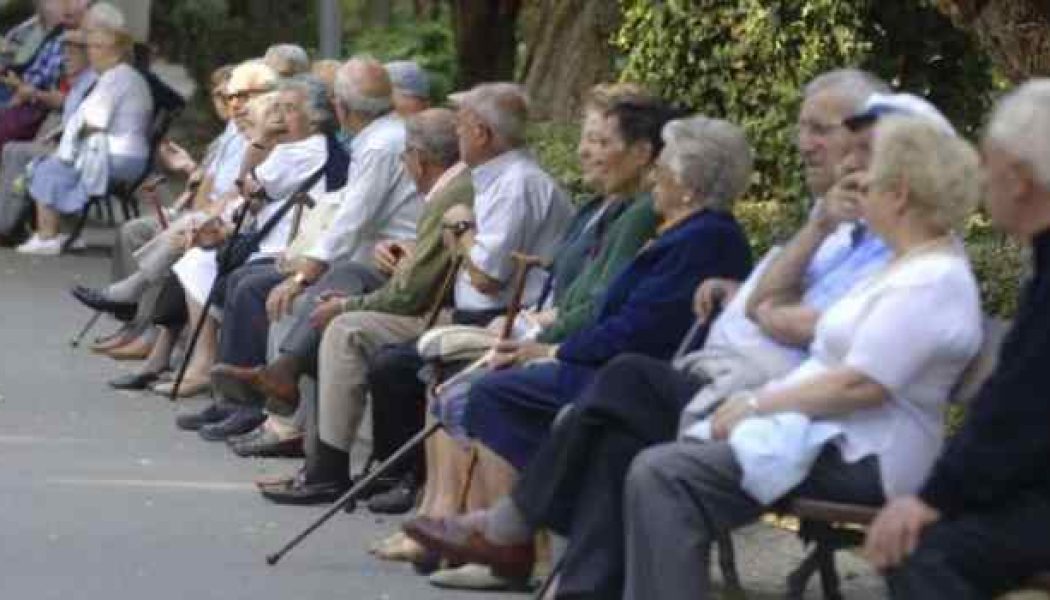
left=334, top=56, right=393, bottom=120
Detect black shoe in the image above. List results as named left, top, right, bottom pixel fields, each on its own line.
left=108, top=371, right=161, bottom=391
left=175, top=402, right=235, bottom=431
left=71, top=285, right=136, bottom=321
left=367, top=475, right=418, bottom=515
left=229, top=429, right=304, bottom=458
left=198, top=406, right=266, bottom=441
left=258, top=469, right=350, bottom=505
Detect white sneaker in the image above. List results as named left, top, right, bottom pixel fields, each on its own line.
left=15, top=234, right=63, bottom=256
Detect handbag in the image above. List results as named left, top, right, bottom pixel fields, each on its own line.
left=216, top=166, right=324, bottom=273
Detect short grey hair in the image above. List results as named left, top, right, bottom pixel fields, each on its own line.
left=804, top=68, right=890, bottom=112
left=265, top=44, right=310, bottom=77
left=661, top=116, right=753, bottom=211
left=278, top=75, right=336, bottom=133
left=870, top=116, right=981, bottom=232
left=450, top=82, right=529, bottom=148
left=986, top=79, right=1050, bottom=193
left=406, top=108, right=460, bottom=168
left=334, top=56, right=393, bottom=118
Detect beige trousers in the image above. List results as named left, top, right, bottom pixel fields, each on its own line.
left=317, top=310, right=430, bottom=450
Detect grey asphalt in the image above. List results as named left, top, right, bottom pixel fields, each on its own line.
left=0, top=227, right=890, bottom=600
left=0, top=229, right=507, bottom=600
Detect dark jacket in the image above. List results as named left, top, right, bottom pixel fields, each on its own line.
left=554, top=208, right=752, bottom=395
left=920, top=229, right=1050, bottom=517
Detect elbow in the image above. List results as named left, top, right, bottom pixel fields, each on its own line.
left=841, top=370, right=891, bottom=409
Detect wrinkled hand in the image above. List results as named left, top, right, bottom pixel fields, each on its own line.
left=863, top=496, right=940, bottom=571
left=266, top=278, right=303, bottom=322
left=489, top=339, right=553, bottom=370
left=710, top=392, right=758, bottom=440
left=813, top=170, right=866, bottom=233
left=189, top=219, right=226, bottom=249
left=374, top=240, right=412, bottom=275
left=309, top=293, right=347, bottom=330
left=694, top=278, right=740, bottom=323
left=159, top=140, right=197, bottom=175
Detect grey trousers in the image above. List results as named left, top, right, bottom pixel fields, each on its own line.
left=112, top=215, right=162, bottom=282
left=623, top=441, right=883, bottom=600
left=0, top=140, right=44, bottom=235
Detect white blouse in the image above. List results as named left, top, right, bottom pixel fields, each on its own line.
left=767, top=246, right=982, bottom=497
left=79, top=63, right=153, bottom=158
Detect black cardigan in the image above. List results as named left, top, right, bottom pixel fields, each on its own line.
left=920, top=229, right=1050, bottom=516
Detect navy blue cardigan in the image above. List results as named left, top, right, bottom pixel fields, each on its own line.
left=554, top=208, right=752, bottom=394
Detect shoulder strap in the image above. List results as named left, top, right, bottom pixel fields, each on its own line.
left=250, top=165, right=326, bottom=243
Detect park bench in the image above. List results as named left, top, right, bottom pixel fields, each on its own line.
left=731, top=316, right=1050, bottom=599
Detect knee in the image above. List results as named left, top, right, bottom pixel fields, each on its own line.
left=626, top=445, right=677, bottom=499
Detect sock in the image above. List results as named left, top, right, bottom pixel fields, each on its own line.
left=305, top=440, right=350, bottom=485
left=484, top=497, right=533, bottom=545
left=105, top=272, right=149, bottom=303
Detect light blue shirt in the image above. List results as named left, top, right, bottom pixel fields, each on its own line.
left=454, top=148, right=575, bottom=311
left=205, top=121, right=248, bottom=202
left=306, top=112, right=420, bottom=263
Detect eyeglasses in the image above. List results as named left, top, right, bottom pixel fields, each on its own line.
left=224, top=88, right=270, bottom=103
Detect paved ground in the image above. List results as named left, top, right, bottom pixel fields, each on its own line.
left=0, top=226, right=890, bottom=600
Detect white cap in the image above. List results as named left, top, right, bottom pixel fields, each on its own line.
left=844, top=92, right=956, bottom=137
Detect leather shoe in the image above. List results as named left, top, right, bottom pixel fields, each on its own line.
left=210, top=363, right=299, bottom=408
left=71, top=285, right=136, bottom=321
left=104, top=336, right=155, bottom=361
left=198, top=406, right=266, bottom=441
left=229, top=428, right=303, bottom=458
left=403, top=516, right=535, bottom=579
left=258, top=469, right=350, bottom=505
left=209, top=364, right=265, bottom=404
left=367, top=475, right=418, bottom=515
left=175, top=402, right=235, bottom=431
left=109, top=371, right=162, bottom=391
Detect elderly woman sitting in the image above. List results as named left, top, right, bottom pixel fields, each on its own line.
left=156, top=75, right=334, bottom=398
left=17, top=2, right=151, bottom=255
left=615, top=116, right=985, bottom=600
left=403, top=114, right=755, bottom=576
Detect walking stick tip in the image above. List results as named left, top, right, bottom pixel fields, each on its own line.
left=265, top=553, right=279, bottom=565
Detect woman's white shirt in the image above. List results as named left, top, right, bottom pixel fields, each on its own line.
left=250, top=133, right=328, bottom=257
left=79, top=63, right=153, bottom=158
left=766, top=247, right=982, bottom=497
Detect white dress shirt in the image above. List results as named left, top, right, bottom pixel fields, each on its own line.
left=251, top=133, right=328, bottom=257
left=305, top=113, right=420, bottom=264
left=454, top=149, right=574, bottom=311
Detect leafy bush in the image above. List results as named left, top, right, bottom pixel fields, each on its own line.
left=527, top=122, right=584, bottom=198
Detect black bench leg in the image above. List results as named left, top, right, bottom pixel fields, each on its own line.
left=64, top=204, right=92, bottom=252
left=786, top=543, right=843, bottom=600
left=716, top=534, right=747, bottom=599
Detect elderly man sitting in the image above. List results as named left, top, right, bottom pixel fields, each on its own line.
left=181, top=56, right=421, bottom=438
left=864, top=80, right=1050, bottom=600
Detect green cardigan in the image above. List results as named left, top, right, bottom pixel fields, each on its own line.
left=341, top=169, right=474, bottom=316
left=539, top=193, right=659, bottom=343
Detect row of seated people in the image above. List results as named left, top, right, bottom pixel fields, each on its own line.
left=56, top=42, right=1050, bottom=600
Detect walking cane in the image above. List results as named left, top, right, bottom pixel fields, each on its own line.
left=168, top=202, right=253, bottom=401
left=266, top=252, right=545, bottom=566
